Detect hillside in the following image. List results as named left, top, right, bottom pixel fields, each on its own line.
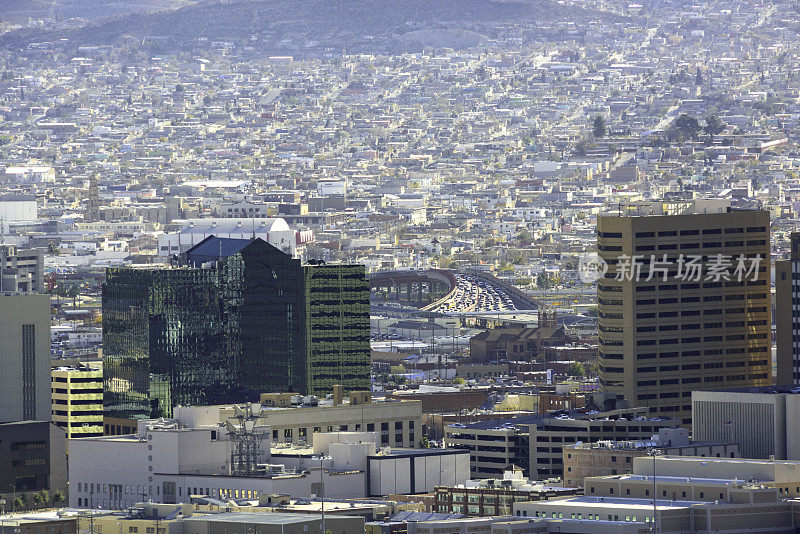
left=0, top=0, right=629, bottom=53
left=0, top=0, right=198, bottom=24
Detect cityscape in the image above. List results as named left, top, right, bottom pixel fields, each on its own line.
left=2, top=0, right=800, bottom=533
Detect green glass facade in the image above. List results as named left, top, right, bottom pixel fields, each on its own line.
left=103, top=237, right=370, bottom=420
left=304, top=264, right=371, bottom=395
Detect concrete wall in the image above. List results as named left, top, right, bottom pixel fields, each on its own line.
left=368, top=451, right=469, bottom=496
left=0, top=294, right=51, bottom=423
left=692, top=390, right=783, bottom=459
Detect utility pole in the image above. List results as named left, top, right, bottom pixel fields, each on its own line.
left=319, top=456, right=325, bottom=534
left=652, top=449, right=657, bottom=534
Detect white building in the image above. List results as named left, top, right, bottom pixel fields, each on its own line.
left=0, top=195, right=37, bottom=223
left=157, top=218, right=312, bottom=257
left=317, top=179, right=347, bottom=197
left=4, top=166, right=55, bottom=183
left=69, top=412, right=469, bottom=509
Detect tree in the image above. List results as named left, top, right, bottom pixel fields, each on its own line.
left=704, top=114, right=726, bottom=142
left=592, top=115, right=606, bottom=138
left=52, top=491, right=64, bottom=505
left=673, top=114, right=701, bottom=141
left=174, top=84, right=184, bottom=93
left=47, top=242, right=60, bottom=255
left=536, top=272, right=551, bottom=289
left=566, top=362, right=585, bottom=378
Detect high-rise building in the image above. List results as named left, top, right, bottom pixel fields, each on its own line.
left=51, top=365, right=104, bottom=438
left=0, top=293, right=51, bottom=423
left=596, top=201, right=771, bottom=425
left=775, top=233, right=799, bottom=385
left=102, top=237, right=370, bottom=420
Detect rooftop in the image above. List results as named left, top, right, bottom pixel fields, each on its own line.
left=531, top=496, right=700, bottom=511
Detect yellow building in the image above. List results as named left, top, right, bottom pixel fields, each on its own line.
left=52, top=365, right=103, bottom=438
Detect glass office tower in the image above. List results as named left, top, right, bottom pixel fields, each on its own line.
left=103, top=237, right=370, bottom=419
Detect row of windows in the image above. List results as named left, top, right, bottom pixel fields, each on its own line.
left=635, top=307, right=768, bottom=318
left=629, top=227, right=766, bottom=237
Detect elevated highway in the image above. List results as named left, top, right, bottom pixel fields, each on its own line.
left=369, top=269, right=540, bottom=315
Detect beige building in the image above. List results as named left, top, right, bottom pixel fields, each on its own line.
left=76, top=502, right=364, bottom=534
left=515, top=455, right=800, bottom=533
left=597, top=200, right=771, bottom=425
left=176, top=392, right=423, bottom=448
left=563, top=428, right=739, bottom=487
left=580, top=455, right=800, bottom=501
left=512, top=491, right=799, bottom=534
left=51, top=365, right=103, bottom=438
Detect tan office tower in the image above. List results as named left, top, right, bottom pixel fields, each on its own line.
left=596, top=200, right=771, bottom=425
left=775, top=232, right=800, bottom=385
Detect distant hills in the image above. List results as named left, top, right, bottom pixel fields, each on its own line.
left=0, top=0, right=198, bottom=24
left=0, top=0, right=628, bottom=53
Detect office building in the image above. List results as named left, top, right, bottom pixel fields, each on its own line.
left=691, top=387, right=800, bottom=460
left=180, top=391, right=423, bottom=448
left=596, top=200, right=771, bottom=425
left=51, top=365, right=104, bottom=438
left=775, top=232, right=799, bottom=385
left=507, top=455, right=800, bottom=533
left=444, top=407, right=679, bottom=480
left=0, top=244, right=44, bottom=293
left=432, top=469, right=579, bottom=516
left=0, top=293, right=51, bottom=423
left=68, top=411, right=468, bottom=508
left=0, top=421, right=68, bottom=507
left=0, top=513, right=76, bottom=534
left=562, top=427, right=739, bottom=488
left=102, top=237, right=370, bottom=420
left=77, top=503, right=364, bottom=534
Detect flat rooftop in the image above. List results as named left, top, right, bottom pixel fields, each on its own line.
left=594, top=474, right=754, bottom=485
left=694, top=386, right=800, bottom=395
left=184, top=512, right=331, bottom=525
left=532, top=496, right=699, bottom=511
